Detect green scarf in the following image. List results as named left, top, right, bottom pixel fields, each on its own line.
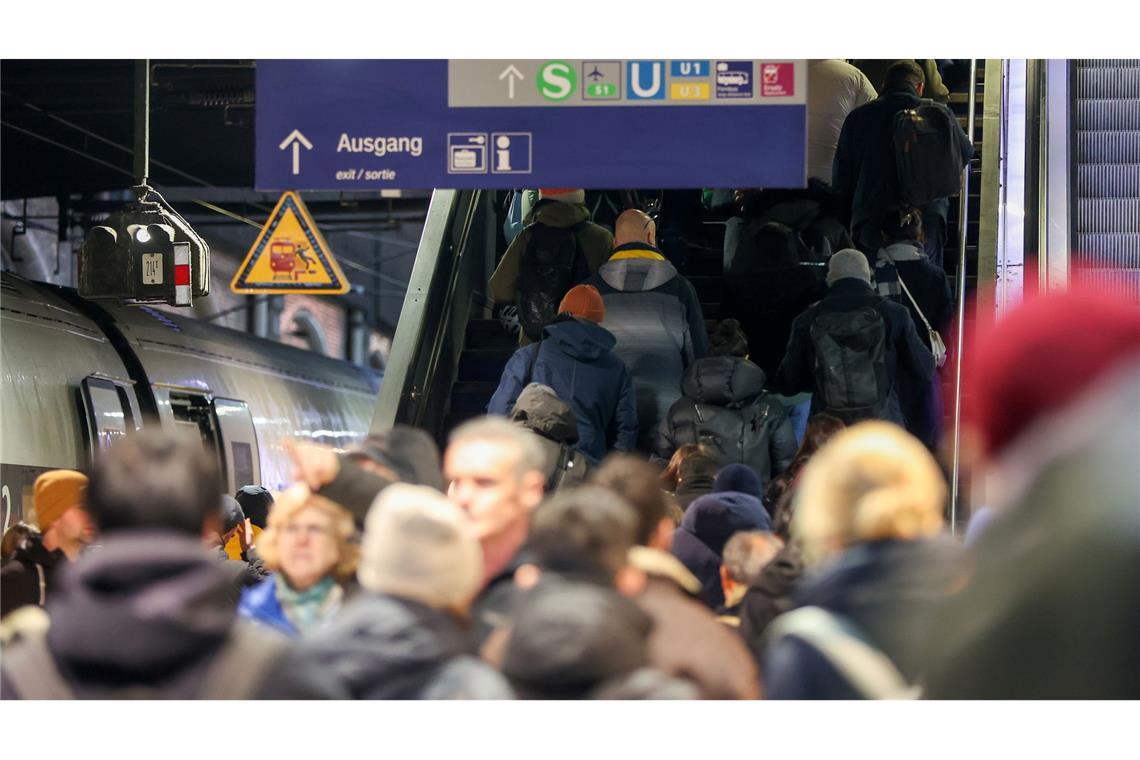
left=275, top=574, right=341, bottom=634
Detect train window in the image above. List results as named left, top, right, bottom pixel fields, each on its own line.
left=168, top=392, right=225, bottom=493
left=78, top=376, right=134, bottom=454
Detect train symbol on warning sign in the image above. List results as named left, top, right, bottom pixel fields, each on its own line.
left=269, top=239, right=317, bottom=281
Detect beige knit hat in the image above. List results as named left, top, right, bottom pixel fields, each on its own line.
left=357, top=484, right=483, bottom=612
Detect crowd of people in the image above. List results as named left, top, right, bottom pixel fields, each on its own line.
left=2, top=59, right=1138, bottom=699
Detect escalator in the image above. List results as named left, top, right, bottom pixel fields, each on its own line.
left=375, top=62, right=995, bottom=450
left=1071, top=59, right=1140, bottom=304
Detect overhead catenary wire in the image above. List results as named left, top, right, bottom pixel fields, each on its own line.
left=1, top=99, right=413, bottom=287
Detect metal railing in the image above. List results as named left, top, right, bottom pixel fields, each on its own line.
left=949, top=59, right=980, bottom=532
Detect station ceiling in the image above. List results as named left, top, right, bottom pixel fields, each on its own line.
left=2, top=60, right=256, bottom=199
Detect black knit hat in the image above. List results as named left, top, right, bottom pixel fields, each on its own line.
left=220, top=495, right=246, bottom=535
left=235, top=485, right=274, bottom=530
left=344, top=425, right=444, bottom=491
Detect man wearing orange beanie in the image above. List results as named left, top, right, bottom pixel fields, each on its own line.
left=1, top=470, right=93, bottom=618
left=488, top=284, right=637, bottom=463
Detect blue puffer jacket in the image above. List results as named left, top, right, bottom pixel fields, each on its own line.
left=487, top=316, right=637, bottom=463
left=671, top=490, right=772, bottom=609
left=237, top=576, right=297, bottom=637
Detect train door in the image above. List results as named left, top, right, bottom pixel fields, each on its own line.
left=150, top=386, right=262, bottom=496
left=211, top=398, right=261, bottom=494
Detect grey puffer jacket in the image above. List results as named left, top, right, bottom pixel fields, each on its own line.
left=585, top=244, right=708, bottom=450
left=654, top=356, right=797, bottom=491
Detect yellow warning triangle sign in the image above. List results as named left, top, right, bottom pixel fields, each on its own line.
left=231, top=191, right=349, bottom=295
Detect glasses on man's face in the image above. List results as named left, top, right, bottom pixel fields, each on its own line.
left=282, top=523, right=332, bottom=539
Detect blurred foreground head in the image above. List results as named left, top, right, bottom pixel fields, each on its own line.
left=794, top=422, right=945, bottom=567
left=966, top=290, right=1140, bottom=463
left=527, top=486, right=639, bottom=586
left=87, top=429, right=219, bottom=535
left=259, top=485, right=358, bottom=589
left=358, top=484, right=483, bottom=616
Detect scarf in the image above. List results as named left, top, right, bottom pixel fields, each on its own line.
left=275, top=574, right=342, bottom=634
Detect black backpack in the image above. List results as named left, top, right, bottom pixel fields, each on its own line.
left=517, top=220, right=590, bottom=342
left=808, top=305, right=890, bottom=424
left=893, top=99, right=964, bottom=206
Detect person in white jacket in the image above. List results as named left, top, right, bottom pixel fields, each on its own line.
left=807, top=60, right=878, bottom=183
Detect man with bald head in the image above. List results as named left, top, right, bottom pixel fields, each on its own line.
left=585, top=208, right=708, bottom=451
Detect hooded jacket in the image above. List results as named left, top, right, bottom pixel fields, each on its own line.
left=488, top=316, right=638, bottom=463
left=762, top=538, right=962, bottom=700
left=671, top=491, right=773, bottom=609
left=506, top=383, right=591, bottom=491
left=1, top=533, right=66, bottom=618
left=655, top=356, right=798, bottom=490
left=0, top=530, right=342, bottom=699
left=297, top=592, right=513, bottom=699
left=585, top=244, right=709, bottom=448
left=629, top=547, right=761, bottom=699
left=775, top=278, right=935, bottom=429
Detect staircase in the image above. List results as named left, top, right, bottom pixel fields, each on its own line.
left=443, top=315, right=519, bottom=440
left=433, top=64, right=990, bottom=446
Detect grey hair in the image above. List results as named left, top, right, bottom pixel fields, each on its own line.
left=448, top=416, right=547, bottom=477
left=721, top=531, right=783, bottom=586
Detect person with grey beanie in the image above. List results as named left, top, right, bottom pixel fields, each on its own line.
left=774, top=249, right=934, bottom=431
left=296, top=484, right=513, bottom=699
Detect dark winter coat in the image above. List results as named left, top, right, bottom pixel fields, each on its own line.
left=585, top=244, right=709, bottom=449
left=490, top=200, right=615, bottom=306
left=469, top=550, right=529, bottom=651
left=763, top=538, right=962, bottom=700
left=1, top=535, right=67, bottom=619
left=672, top=491, right=773, bottom=609
left=721, top=265, right=828, bottom=381
left=487, top=316, right=638, bottom=463
left=774, top=278, right=936, bottom=429
left=737, top=544, right=806, bottom=665
left=297, top=592, right=513, bottom=699
left=0, top=531, right=343, bottom=699
left=874, top=243, right=953, bottom=346
left=217, top=545, right=268, bottom=605
left=629, top=547, right=761, bottom=699
left=832, top=84, right=973, bottom=233
left=655, top=357, right=797, bottom=492
left=506, top=383, right=591, bottom=491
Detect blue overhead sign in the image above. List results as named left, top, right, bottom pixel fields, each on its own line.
left=256, top=60, right=807, bottom=190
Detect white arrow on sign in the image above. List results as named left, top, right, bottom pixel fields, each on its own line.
left=279, top=129, right=314, bottom=176
left=499, top=64, right=524, bottom=100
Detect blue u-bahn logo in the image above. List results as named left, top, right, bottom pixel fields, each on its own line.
left=627, top=61, right=666, bottom=100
